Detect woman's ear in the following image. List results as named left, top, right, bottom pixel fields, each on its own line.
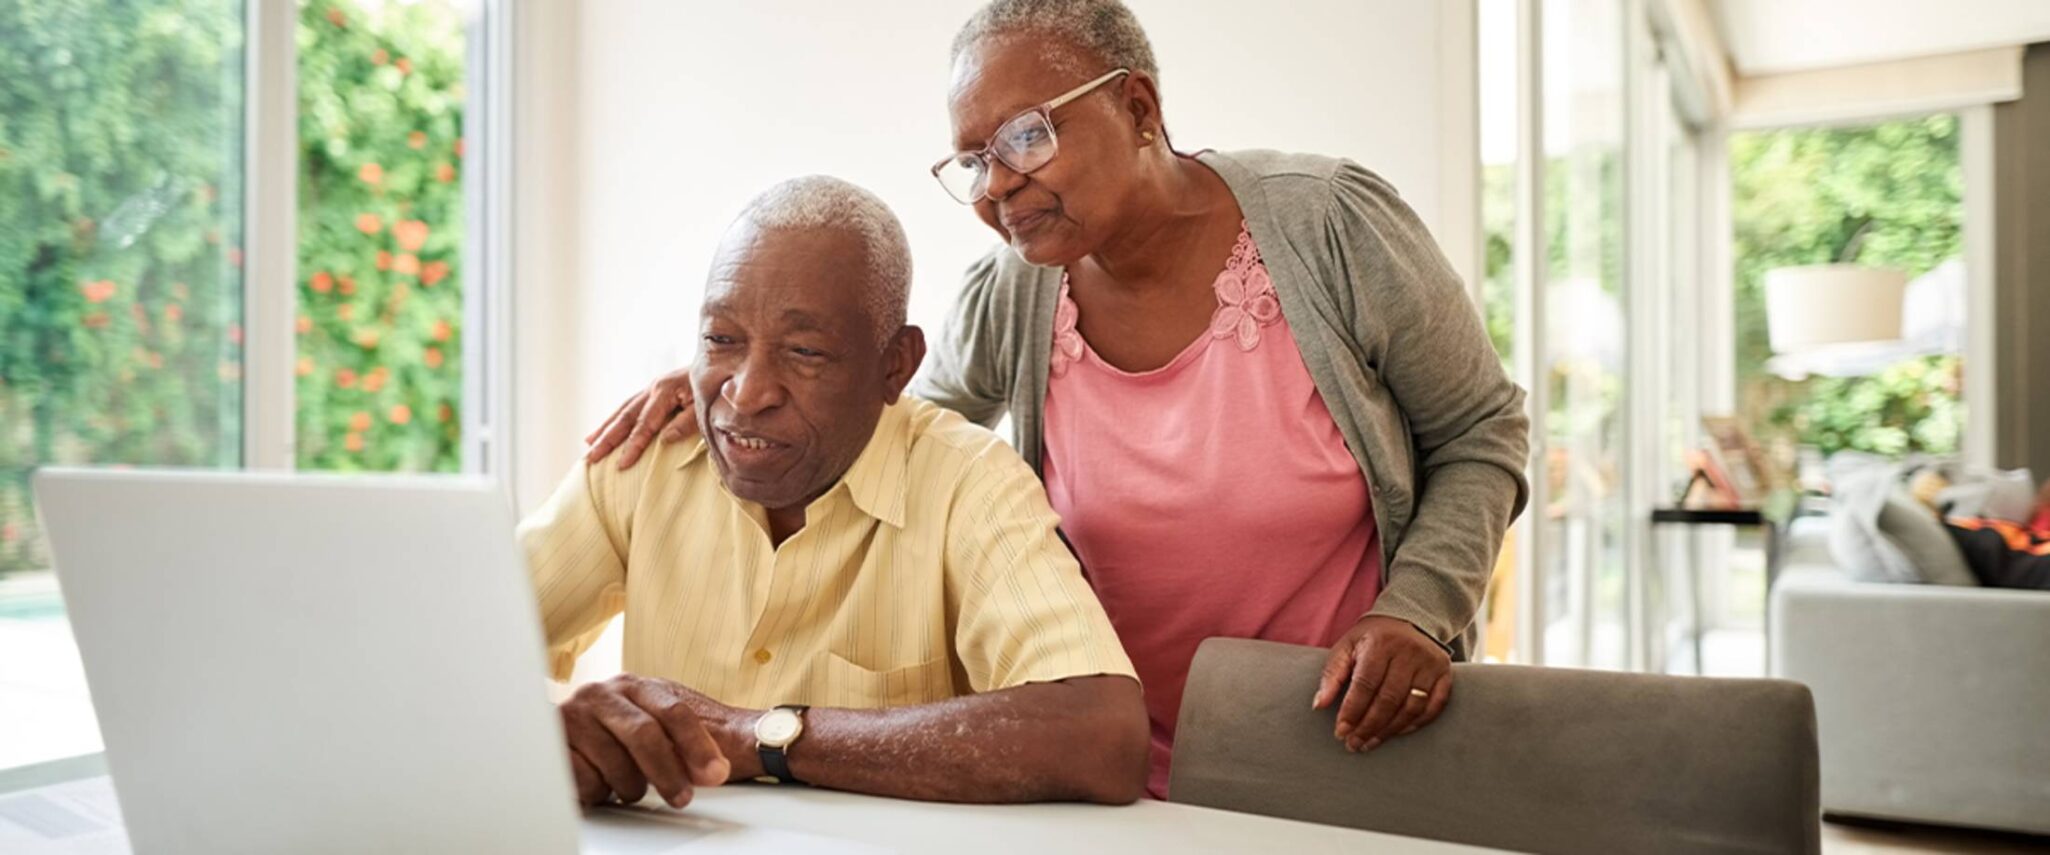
left=1123, top=71, right=1165, bottom=144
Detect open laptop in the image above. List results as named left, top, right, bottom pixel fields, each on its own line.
left=32, top=468, right=866, bottom=855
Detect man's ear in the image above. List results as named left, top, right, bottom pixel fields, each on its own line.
left=882, top=325, right=927, bottom=401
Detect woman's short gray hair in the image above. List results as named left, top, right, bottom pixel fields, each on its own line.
left=950, top=0, right=1159, bottom=82
left=733, top=175, right=912, bottom=345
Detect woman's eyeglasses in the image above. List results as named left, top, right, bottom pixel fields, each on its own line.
left=931, top=68, right=1131, bottom=205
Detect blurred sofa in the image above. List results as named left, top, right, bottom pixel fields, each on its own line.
left=1770, top=516, right=2050, bottom=835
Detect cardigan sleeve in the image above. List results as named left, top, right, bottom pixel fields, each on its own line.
left=909, top=249, right=1013, bottom=430
left=1322, top=160, right=1532, bottom=648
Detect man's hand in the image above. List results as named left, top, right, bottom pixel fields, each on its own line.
left=559, top=674, right=735, bottom=808
left=1311, top=615, right=1453, bottom=753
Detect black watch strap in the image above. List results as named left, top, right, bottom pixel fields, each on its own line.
left=758, top=704, right=809, bottom=785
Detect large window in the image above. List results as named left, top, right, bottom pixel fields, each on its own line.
left=0, top=0, right=484, bottom=773
left=1730, top=116, right=1966, bottom=472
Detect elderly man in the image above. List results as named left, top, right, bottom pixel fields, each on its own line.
left=517, top=176, right=1146, bottom=809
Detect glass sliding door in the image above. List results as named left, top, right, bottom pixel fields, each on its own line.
left=1539, top=0, right=1628, bottom=669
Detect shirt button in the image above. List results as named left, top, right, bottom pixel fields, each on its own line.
left=753, top=648, right=773, bottom=664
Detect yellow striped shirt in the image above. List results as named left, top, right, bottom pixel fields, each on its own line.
left=517, top=396, right=1136, bottom=710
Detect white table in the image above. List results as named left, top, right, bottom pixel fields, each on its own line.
left=2, top=754, right=1510, bottom=854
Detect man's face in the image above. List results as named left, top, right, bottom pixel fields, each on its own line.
left=691, top=224, right=921, bottom=513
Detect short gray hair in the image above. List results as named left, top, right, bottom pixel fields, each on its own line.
left=950, top=0, right=1159, bottom=82
left=730, top=175, right=912, bottom=345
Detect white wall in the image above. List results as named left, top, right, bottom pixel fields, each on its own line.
left=564, top=0, right=1468, bottom=434
left=1713, top=0, right=2050, bottom=76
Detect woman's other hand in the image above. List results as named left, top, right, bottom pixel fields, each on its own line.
left=584, top=368, right=698, bottom=469
left=1312, top=615, right=1452, bottom=753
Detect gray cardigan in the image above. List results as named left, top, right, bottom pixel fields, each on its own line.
left=910, top=149, right=1531, bottom=659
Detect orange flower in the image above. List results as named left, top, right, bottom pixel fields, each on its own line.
left=363, top=372, right=387, bottom=393
left=453, top=138, right=464, bottom=158
left=338, top=276, right=357, bottom=296
left=326, top=7, right=346, bottom=27
left=296, top=356, right=315, bottom=376
left=356, top=213, right=382, bottom=234
left=430, top=319, right=452, bottom=342
left=375, top=250, right=393, bottom=272
left=358, top=162, right=383, bottom=185
left=423, top=347, right=443, bottom=368
left=228, top=323, right=244, bottom=345
left=394, top=253, right=420, bottom=276
left=310, top=271, right=333, bottom=293
left=337, top=304, right=356, bottom=321
left=395, top=57, right=412, bottom=74
left=435, top=162, right=455, bottom=183
left=297, top=315, right=312, bottom=335
left=336, top=368, right=358, bottom=388
left=388, top=404, right=412, bottom=425
left=163, top=304, right=182, bottom=323
left=437, top=403, right=454, bottom=423
left=344, top=432, right=365, bottom=453
left=349, top=411, right=372, bottom=432
left=355, top=329, right=381, bottom=349
left=1, top=522, right=17, bottom=543
left=394, top=219, right=429, bottom=251
left=83, top=312, right=110, bottom=329
left=421, top=260, right=449, bottom=286
left=79, top=279, right=116, bottom=303
left=408, top=131, right=427, bottom=149
left=227, top=247, right=243, bottom=268
left=146, top=352, right=164, bottom=370
left=372, top=48, right=389, bottom=66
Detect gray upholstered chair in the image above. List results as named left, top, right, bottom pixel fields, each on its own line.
left=1171, top=638, right=1821, bottom=855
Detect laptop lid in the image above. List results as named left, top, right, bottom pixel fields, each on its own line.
left=33, top=468, right=581, bottom=855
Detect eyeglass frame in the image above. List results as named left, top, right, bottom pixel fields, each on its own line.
left=930, top=67, right=1132, bottom=204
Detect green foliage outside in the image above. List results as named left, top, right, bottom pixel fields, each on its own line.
left=1730, top=115, right=1964, bottom=463
left=294, top=0, right=465, bottom=473
left=0, top=0, right=463, bottom=575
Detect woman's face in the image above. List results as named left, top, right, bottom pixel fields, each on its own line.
left=946, top=38, right=1149, bottom=267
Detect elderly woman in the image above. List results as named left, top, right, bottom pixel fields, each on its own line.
left=585, top=0, right=1528, bottom=798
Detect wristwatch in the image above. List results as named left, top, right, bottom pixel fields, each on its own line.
left=753, top=704, right=809, bottom=785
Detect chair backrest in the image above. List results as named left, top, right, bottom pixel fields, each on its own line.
left=1170, top=638, right=1820, bottom=855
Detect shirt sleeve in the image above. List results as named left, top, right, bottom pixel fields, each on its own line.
left=942, top=441, right=1137, bottom=692
left=516, top=461, right=631, bottom=680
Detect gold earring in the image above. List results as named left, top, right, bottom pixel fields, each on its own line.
left=1141, top=130, right=1156, bottom=143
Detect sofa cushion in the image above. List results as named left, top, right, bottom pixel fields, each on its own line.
left=1828, top=456, right=1975, bottom=586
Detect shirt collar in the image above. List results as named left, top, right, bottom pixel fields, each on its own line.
left=674, top=397, right=911, bottom=529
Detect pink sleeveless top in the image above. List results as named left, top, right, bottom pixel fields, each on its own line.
left=1042, top=223, right=1381, bottom=799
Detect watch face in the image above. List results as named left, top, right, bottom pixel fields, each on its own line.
left=755, top=709, right=802, bottom=746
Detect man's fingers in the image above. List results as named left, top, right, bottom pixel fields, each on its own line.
left=1333, top=642, right=1390, bottom=739
left=563, top=703, right=649, bottom=806
left=568, top=747, right=611, bottom=807
left=587, top=689, right=692, bottom=807
left=1349, top=657, right=1418, bottom=752
left=1313, top=643, right=1355, bottom=710
left=623, top=680, right=731, bottom=790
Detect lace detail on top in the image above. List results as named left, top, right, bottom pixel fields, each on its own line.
left=1048, top=222, right=1277, bottom=378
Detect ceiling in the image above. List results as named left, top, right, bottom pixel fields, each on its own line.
left=1710, top=0, right=2050, bottom=75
